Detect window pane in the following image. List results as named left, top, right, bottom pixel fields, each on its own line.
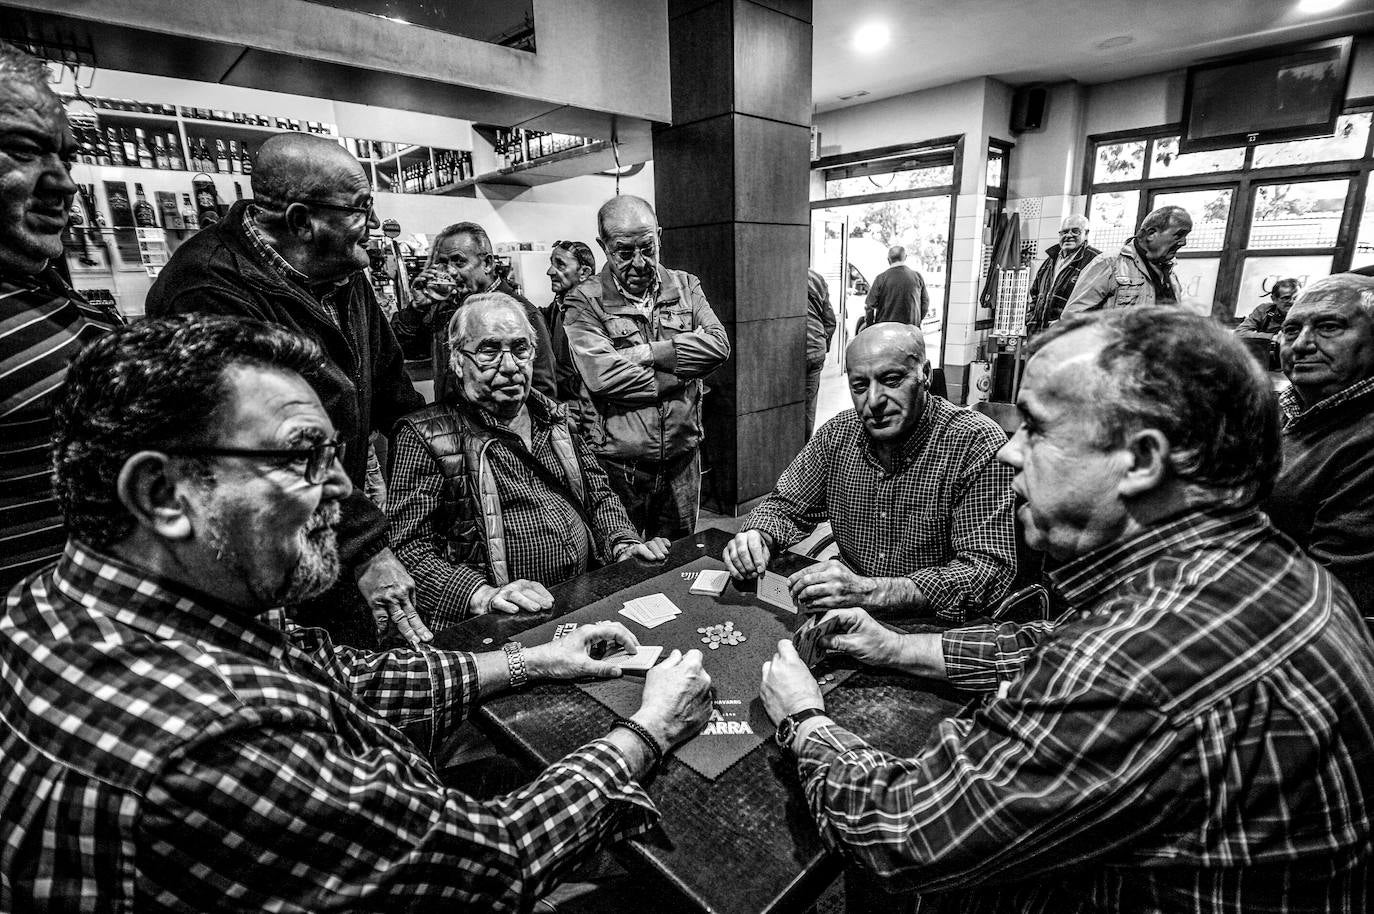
left=1149, top=136, right=1244, bottom=178
left=1087, top=190, right=1139, bottom=252
left=1152, top=188, right=1233, bottom=251
left=986, top=146, right=1006, bottom=190
left=1252, top=113, right=1372, bottom=168
left=1235, top=256, right=1332, bottom=320
left=1172, top=258, right=1221, bottom=314
left=825, top=164, right=954, bottom=200
left=1354, top=176, right=1374, bottom=270
left=1093, top=141, right=1146, bottom=184
left=1248, top=179, right=1349, bottom=249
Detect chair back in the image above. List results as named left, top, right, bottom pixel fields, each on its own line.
left=971, top=400, right=1021, bottom=438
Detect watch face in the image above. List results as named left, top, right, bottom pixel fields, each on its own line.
left=775, top=718, right=794, bottom=748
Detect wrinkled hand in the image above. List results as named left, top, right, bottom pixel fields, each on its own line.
left=760, top=640, right=823, bottom=725
left=618, top=537, right=671, bottom=562
left=471, top=579, right=555, bottom=615
left=788, top=558, right=876, bottom=611
left=723, top=529, right=772, bottom=579
left=355, top=548, right=432, bottom=647
left=524, top=621, right=639, bottom=680
left=410, top=267, right=456, bottom=315
left=632, top=649, right=713, bottom=751
left=812, top=608, right=902, bottom=668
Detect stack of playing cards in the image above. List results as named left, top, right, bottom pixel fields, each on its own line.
left=618, top=593, right=682, bottom=629
left=601, top=643, right=664, bottom=672
left=690, top=569, right=730, bottom=596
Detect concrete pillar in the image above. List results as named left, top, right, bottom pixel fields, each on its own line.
left=653, top=0, right=813, bottom=515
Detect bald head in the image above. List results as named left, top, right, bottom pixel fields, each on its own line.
left=251, top=133, right=367, bottom=209
left=598, top=195, right=657, bottom=239
left=847, top=321, right=928, bottom=367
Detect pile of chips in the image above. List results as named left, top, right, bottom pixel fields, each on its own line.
left=698, top=621, right=746, bottom=650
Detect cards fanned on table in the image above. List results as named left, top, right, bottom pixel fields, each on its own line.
left=690, top=569, right=731, bottom=596
left=618, top=592, right=682, bottom=629
left=601, top=644, right=664, bottom=672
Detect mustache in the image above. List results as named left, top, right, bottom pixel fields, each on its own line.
left=305, top=502, right=341, bottom=535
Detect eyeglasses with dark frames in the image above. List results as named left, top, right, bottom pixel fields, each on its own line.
left=162, top=438, right=347, bottom=485
left=459, top=339, right=536, bottom=370
left=291, top=197, right=376, bottom=220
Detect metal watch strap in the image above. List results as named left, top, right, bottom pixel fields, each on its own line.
left=503, top=641, right=529, bottom=689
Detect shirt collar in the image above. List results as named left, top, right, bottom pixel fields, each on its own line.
left=610, top=267, right=661, bottom=311
left=1048, top=506, right=1264, bottom=610
left=51, top=539, right=293, bottom=663
left=1280, top=374, right=1374, bottom=428
left=242, top=204, right=314, bottom=288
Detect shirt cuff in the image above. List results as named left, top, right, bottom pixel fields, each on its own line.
left=423, top=647, right=480, bottom=746
left=650, top=340, right=677, bottom=373
left=578, top=738, right=663, bottom=828
left=793, top=722, right=869, bottom=784
left=431, top=565, right=490, bottom=629
left=941, top=624, right=1014, bottom=693
left=907, top=568, right=965, bottom=624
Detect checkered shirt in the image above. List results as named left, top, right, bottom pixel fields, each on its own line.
left=742, top=397, right=1016, bottom=622
left=389, top=398, right=640, bottom=628
left=0, top=541, right=657, bottom=912
left=794, top=508, right=1374, bottom=913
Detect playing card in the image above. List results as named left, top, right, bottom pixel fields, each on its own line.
left=792, top=615, right=843, bottom=668
left=690, top=569, right=730, bottom=596
left=602, top=644, right=663, bottom=672
left=758, top=571, right=797, bottom=612
left=618, top=593, right=681, bottom=629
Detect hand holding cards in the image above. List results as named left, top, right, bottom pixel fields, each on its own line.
left=602, top=643, right=664, bottom=672
left=792, top=615, right=845, bottom=668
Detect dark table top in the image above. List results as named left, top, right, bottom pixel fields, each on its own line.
left=432, top=527, right=966, bottom=914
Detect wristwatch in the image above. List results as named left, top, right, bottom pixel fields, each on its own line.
left=503, top=641, right=529, bottom=689
left=775, top=708, right=827, bottom=749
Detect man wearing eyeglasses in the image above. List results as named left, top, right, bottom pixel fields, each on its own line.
left=2, top=314, right=713, bottom=910
left=1025, top=214, right=1098, bottom=336
left=388, top=292, right=670, bottom=630
left=562, top=196, right=731, bottom=541
left=146, top=132, right=428, bottom=649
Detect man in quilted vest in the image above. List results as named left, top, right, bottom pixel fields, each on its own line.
left=389, top=292, right=670, bottom=631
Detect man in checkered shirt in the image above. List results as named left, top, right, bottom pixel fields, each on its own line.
left=723, top=322, right=1016, bottom=623
left=760, top=308, right=1374, bottom=913
left=0, top=315, right=713, bottom=911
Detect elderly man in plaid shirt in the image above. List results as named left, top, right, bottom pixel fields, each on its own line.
left=760, top=308, right=1374, bottom=913
left=724, top=322, right=1017, bottom=623
left=0, top=315, right=712, bottom=912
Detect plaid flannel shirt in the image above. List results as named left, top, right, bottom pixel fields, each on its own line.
left=742, top=398, right=1016, bottom=622
left=794, top=508, right=1374, bottom=913
left=0, top=542, right=657, bottom=912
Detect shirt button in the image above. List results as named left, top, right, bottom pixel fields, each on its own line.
left=880, top=512, right=887, bottom=519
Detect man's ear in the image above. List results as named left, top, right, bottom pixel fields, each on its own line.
left=577, top=264, right=594, bottom=282
left=116, top=451, right=195, bottom=542
left=1117, top=428, right=1170, bottom=498
left=282, top=202, right=314, bottom=240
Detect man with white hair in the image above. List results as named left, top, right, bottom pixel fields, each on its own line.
left=389, top=292, right=669, bottom=632
left=1063, top=205, right=1191, bottom=314
left=1265, top=272, right=1374, bottom=617
left=723, top=322, right=1015, bottom=623
left=1025, top=214, right=1098, bottom=335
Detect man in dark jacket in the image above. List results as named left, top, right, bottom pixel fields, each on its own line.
left=1025, top=215, right=1099, bottom=335
left=391, top=221, right=556, bottom=404
left=864, top=245, right=929, bottom=327
left=145, top=132, right=429, bottom=648
left=546, top=240, right=597, bottom=405
left=805, top=268, right=837, bottom=437
left=1265, top=273, right=1374, bottom=618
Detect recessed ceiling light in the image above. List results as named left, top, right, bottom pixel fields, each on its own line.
left=1097, top=35, right=1134, bottom=49
left=853, top=23, right=891, bottom=53
left=1296, top=0, right=1344, bottom=12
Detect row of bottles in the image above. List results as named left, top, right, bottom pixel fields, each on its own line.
left=73, top=96, right=337, bottom=134
left=492, top=127, right=595, bottom=168
left=397, top=150, right=474, bottom=193
left=187, top=137, right=254, bottom=176
left=74, top=125, right=187, bottom=171
left=66, top=179, right=246, bottom=234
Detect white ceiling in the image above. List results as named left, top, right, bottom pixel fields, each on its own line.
left=812, top=0, right=1374, bottom=112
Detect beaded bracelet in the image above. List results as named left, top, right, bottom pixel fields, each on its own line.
left=613, top=717, right=664, bottom=770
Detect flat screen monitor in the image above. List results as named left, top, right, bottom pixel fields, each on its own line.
left=1180, top=37, right=1353, bottom=153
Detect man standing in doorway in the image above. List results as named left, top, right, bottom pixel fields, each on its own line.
left=1025, top=214, right=1099, bottom=336
left=864, top=244, right=929, bottom=327
left=562, top=196, right=731, bottom=541
left=1063, top=205, right=1191, bottom=314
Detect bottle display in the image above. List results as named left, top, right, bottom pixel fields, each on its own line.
left=152, top=133, right=169, bottom=170
left=166, top=133, right=185, bottom=171
left=240, top=142, right=253, bottom=175
left=215, top=139, right=229, bottom=174
left=134, top=129, right=154, bottom=169
left=180, top=193, right=199, bottom=230
left=228, top=140, right=241, bottom=174
left=120, top=129, right=138, bottom=167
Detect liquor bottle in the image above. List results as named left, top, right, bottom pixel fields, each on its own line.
left=180, top=193, right=199, bottom=230
left=132, top=183, right=158, bottom=227
left=191, top=138, right=205, bottom=172
left=120, top=128, right=139, bottom=167
left=134, top=129, right=154, bottom=169
left=215, top=139, right=229, bottom=174
left=166, top=133, right=185, bottom=171
left=152, top=133, right=169, bottom=170
left=94, top=129, right=113, bottom=166
left=240, top=142, right=253, bottom=175
left=228, top=140, right=241, bottom=174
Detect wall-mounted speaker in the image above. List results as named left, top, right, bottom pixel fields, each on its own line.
left=1011, top=86, right=1048, bottom=133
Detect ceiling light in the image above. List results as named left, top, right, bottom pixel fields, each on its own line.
left=1296, top=0, right=1344, bottom=12
left=853, top=23, right=891, bottom=53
